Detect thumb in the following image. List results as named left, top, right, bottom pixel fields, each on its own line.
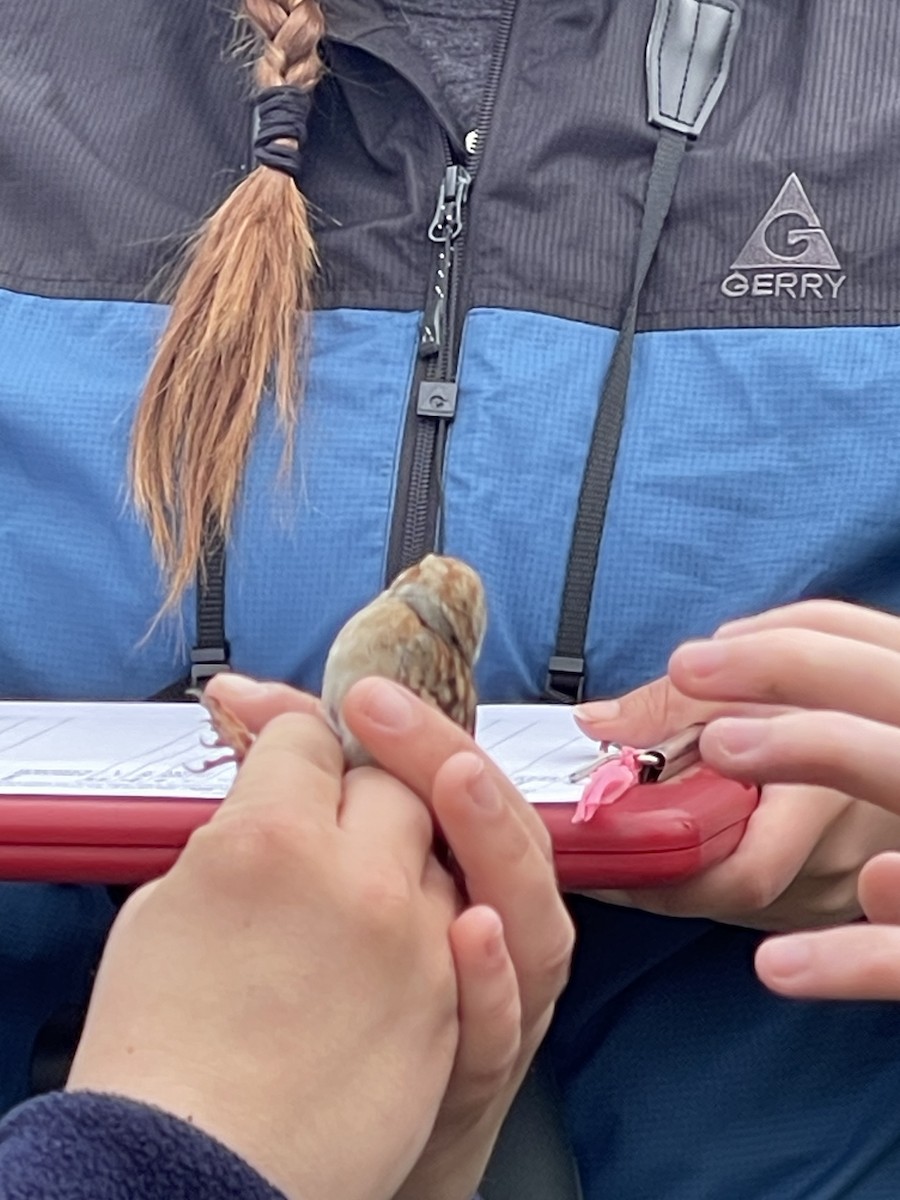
left=859, top=853, right=900, bottom=925
left=574, top=674, right=711, bottom=744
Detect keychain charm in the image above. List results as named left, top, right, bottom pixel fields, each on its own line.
left=570, top=726, right=705, bottom=825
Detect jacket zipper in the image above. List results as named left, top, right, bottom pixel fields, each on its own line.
left=385, top=0, right=518, bottom=580
left=396, top=158, right=471, bottom=572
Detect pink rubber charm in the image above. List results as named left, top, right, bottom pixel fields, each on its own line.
left=572, top=748, right=641, bottom=824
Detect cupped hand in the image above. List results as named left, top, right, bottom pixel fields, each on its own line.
left=68, top=705, right=463, bottom=1200
left=662, top=600, right=900, bottom=1003
left=574, top=601, right=900, bottom=932
left=203, top=672, right=575, bottom=1200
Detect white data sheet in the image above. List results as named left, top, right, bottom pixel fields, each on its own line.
left=0, top=701, right=596, bottom=805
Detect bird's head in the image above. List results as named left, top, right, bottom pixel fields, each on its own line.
left=389, top=554, right=487, bottom=666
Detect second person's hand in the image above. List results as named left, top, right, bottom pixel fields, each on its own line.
left=574, top=601, right=900, bottom=931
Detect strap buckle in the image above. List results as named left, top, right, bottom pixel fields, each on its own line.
left=190, top=646, right=231, bottom=690
left=543, top=656, right=586, bottom=705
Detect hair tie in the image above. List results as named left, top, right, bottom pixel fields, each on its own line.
left=253, top=86, right=312, bottom=179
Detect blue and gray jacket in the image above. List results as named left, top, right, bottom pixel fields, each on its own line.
left=3, top=1, right=900, bottom=1196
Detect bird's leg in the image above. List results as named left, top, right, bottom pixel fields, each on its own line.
left=189, top=691, right=255, bottom=771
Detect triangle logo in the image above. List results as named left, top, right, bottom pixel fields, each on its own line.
left=730, top=174, right=840, bottom=271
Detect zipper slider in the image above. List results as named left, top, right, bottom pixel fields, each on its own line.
left=419, top=166, right=472, bottom=358
left=428, top=165, right=472, bottom=243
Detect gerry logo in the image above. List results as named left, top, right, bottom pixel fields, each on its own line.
left=721, top=174, right=847, bottom=300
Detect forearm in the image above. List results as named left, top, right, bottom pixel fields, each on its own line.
left=0, top=1091, right=286, bottom=1200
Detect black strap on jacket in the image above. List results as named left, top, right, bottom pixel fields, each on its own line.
left=150, top=523, right=230, bottom=701
left=544, top=0, right=744, bottom=704
left=190, top=525, right=230, bottom=688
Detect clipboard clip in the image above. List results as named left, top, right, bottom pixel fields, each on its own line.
left=568, top=724, right=703, bottom=785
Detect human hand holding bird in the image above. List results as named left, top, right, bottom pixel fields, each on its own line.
left=200, top=554, right=487, bottom=766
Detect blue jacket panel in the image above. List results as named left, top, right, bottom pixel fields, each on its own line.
left=3, top=293, right=899, bottom=701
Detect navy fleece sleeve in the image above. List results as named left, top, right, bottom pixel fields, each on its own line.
left=0, top=1091, right=286, bottom=1200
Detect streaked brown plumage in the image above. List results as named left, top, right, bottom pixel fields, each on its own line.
left=198, top=554, right=487, bottom=769
left=321, top=554, right=487, bottom=767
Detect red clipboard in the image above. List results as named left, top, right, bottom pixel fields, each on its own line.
left=539, top=767, right=758, bottom=888
left=0, top=767, right=758, bottom=888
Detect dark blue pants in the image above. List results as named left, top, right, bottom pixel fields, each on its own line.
left=0, top=885, right=115, bottom=1106
left=550, top=897, right=900, bottom=1199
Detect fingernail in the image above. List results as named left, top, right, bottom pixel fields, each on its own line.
left=358, top=679, right=415, bottom=732
left=483, top=910, right=505, bottom=960
left=466, top=760, right=502, bottom=812
left=758, top=936, right=813, bottom=980
left=574, top=700, right=620, bottom=724
left=213, top=674, right=270, bottom=698
left=708, top=717, right=763, bottom=760
left=674, top=640, right=728, bottom=677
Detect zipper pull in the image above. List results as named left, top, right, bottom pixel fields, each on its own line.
left=419, top=248, right=449, bottom=358
left=419, top=166, right=472, bottom=358
left=428, top=165, right=472, bottom=243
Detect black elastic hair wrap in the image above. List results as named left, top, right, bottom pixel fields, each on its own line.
left=253, top=85, right=311, bottom=178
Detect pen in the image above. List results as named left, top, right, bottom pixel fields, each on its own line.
left=568, top=724, right=704, bottom=785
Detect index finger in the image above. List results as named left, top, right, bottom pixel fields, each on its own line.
left=670, top=630, right=900, bottom=725
left=574, top=672, right=792, bottom=745
left=216, top=711, right=344, bottom=830
left=716, top=600, right=900, bottom=653
left=176, top=712, right=344, bottom=902
left=341, top=766, right=439, bottom=883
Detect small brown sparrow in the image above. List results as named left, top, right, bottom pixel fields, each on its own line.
left=198, top=554, right=487, bottom=769
left=321, top=553, right=487, bottom=767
